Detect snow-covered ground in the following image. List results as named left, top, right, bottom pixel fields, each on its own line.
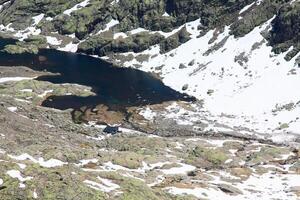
left=118, top=17, right=300, bottom=141
left=167, top=171, right=300, bottom=200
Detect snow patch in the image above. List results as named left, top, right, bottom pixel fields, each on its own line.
left=46, top=36, right=62, bottom=46
left=9, top=153, right=66, bottom=168
left=6, top=170, right=33, bottom=183
left=63, top=0, right=90, bottom=15
left=84, top=177, right=119, bottom=193
left=0, top=77, right=35, bottom=83
left=160, top=163, right=196, bottom=175
left=7, top=107, right=18, bottom=112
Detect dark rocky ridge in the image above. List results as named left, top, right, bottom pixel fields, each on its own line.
left=0, top=0, right=299, bottom=58
left=269, top=1, right=300, bottom=60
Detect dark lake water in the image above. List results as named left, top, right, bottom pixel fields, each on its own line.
left=0, top=46, right=195, bottom=115
left=0, top=37, right=18, bottom=49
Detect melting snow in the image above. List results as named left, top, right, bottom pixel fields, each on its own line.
left=160, top=163, right=196, bottom=175
left=59, top=42, right=78, bottom=52
left=46, top=36, right=62, bottom=46
left=76, top=159, right=98, bottom=166
left=84, top=177, right=119, bottom=193
left=32, top=14, right=44, bottom=26
left=166, top=171, right=300, bottom=200
left=37, top=90, right=53, bottom=98
left=9, top=153, right=66, bottom=168
left=63, top=0, right=90, bottom=15
left=0, top=77, right=34, bottom=83
left=7, top=107, right=18, bottom=112
left=239, top=2, right=255, bottom=14
left=33, top=190, right=38, bottom=198
left=6, top=170, right=33, bottom=182
left=119, top=16, right=300, bottom=140
left=95, top=19, right=119, bottom=35
left=139, top=107, right=157, bottom=121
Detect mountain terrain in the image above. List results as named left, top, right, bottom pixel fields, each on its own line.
left=0, top=0, right=300, bottom=199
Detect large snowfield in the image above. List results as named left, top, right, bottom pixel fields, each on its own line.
left=118, top=17, right=300, bottom=142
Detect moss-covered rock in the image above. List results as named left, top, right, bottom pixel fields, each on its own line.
left=2, top=44, right=39, bottom=54
left=160, top=26, right=191, bottom=53
left=268, top=1, right=300, bottom=58
left=187, top=146, right=228, bottom=168
left=230, top=0, right=280, bottom=37
left=78, top=31, right=164, bottom=56
left=248, top=146, right=291, bottom=165
left=112, top=152, right=144, bottom=169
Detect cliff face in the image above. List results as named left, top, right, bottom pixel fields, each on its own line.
left=269, top=2, right=300, bottom=59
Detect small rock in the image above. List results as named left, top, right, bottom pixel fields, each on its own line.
left=290, top=186, right=300, bottom=196
left=188, top=59, right=195, bottom=66
left=182, top=84, right=189, bottom=91
left=155, top=65, right=164, bottom=71
left=179, top=63, right=187, bottom=69
left=207, top=89, right=214, bottom=95
left=217, top=183, right=243, bottom=195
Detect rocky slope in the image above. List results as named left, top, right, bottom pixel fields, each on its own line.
left=0, top=68, right=300, bottom=199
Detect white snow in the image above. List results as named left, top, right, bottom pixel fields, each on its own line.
left=0, top=23, right=15, bottom=32
left=139, top=107, right=157, bottom=121
left=46, top=36, right=62, bottom=46
left=33, top=190, right=38, bottom=199
left=239, top=2, right=255, bottom=14
left=166, top=171, right=300, bottom=200
left=95, top=19, right=119, bottom=35
left=84, top=161, right=177, bottom=175
left=160, top=163, right=196, bottom=175
left=0, top=178, right=3, bottom=185
left=7, top=107, right=18, bottom=112
left=162, top=12, right=170, bottom=17
left=76, top=158, right=98, bottom=166
left=0, top=77, right=34, bottom=83
left=84, top=177, right=119, bottom=192
left=10, top=14, right=44, bottom=40
left=0, top=1, right=9, bottom=11
left=0, top=149, right=5, bottom=154
left=59, top=42, right=78, bottom=52
left=9, top=153, right=66, bottom=168
left=113, top=32, right=128, bottom=39
left=17, top=163, right=27, bottom=170
left=32, top=14, right=44, bottom=26
left=110, top=0, right=120, bottom=5
left=118, top=16, right=300, bottom=140
left=37, top=90, right=53, bottom=98
left=148, top=175, right=165, bottom=187
left=20, top=89, right=33, bottom=93
left=45, top=17, right=53, bottom=21
left=63, top=0, right=90, bottom=15
left=174, top=142, right=184, bottom=149
left=6, top=170, right=33, bottom=182
left=86, top=135, right=105, bottom=141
